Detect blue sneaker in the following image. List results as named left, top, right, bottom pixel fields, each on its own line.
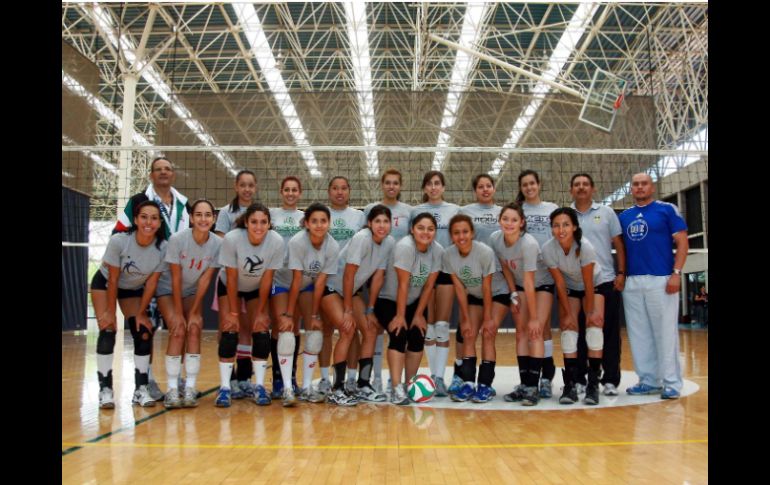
left=626, top=382, right=663, bottom=395
left=451, top=382, right=475, bottom=402
left=661, top=387, right=680, bottom=399
left=215, top=387, right=232, bottom=408
left=230, top=379, right=245, bottom=399
left=255, top=385, right=272, bottom=406
left=471, top=384, right=494, bottom=403
left=447, top=374, right=463, bottom=395
left=271, top=379, right=284, bottom=399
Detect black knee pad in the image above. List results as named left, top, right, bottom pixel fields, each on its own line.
left=406, top=326, right=425, bottom=353
left=97, top=330, right=116, bottom=355
left=456, top=327, right=464, bottom=344
left=129, top=318, right=153, bottom=356
left=387, top=328, right=407, bottom=353
left=252, top=332, right=271, bottom=359
left=218, top=331, right=239, bottom=359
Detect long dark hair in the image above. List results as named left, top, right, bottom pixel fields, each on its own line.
left=515, top=169, right=541, bottom=205
left=230, top=170, right=257, bottom=213
left=129, top=200, right=167, bottom=249
left=421, top=170, right=446, bottom=203
left=235, top=202, right=272, bottom=230
left=549, top=207, right=583, bottom=256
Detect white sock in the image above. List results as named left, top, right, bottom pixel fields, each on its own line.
left=303, top=352, right=318, bottom=390
left=134, top=355, right=150, bottom=375
left=425, top=343, right=436, bottom=375
left=347, top=368, right=357, bottom=381
left=147, top=365, right=155, bottom=381
left=185, top=354, right=200, bottom=389
left=166, top=355, right=182, bottom=390
left=321, top=366, right=329, bottom=380
left=219, top=362, right=234, bottom=389
left=434, top=346, right=450, bottom=380
left=544, top=339, right=553, bottom=358
left=97, top=354, right=113, bottom=378
left=372, top=334, right=384, bottom=380
left=279, top=354, right=293, bottom=390
left=254, top=360, right=268, bottom=387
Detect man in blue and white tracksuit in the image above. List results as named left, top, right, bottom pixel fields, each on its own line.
left=619, top=173, right=689, bottom=400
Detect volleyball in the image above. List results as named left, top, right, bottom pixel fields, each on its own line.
left=407, top=374, right=436, bottom=403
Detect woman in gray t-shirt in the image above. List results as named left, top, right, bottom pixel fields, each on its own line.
left=214, top=169, right=257, bottom=236
left=443, top=214, right=511, bottom=404
left=156, top=200, right=222, bottom=409
left=90, top=200, right=168, bottom=409
left=214, top=203, right=285, bottom=408
left=320, top=205, right=395, bottom=406
left=543, top=207, right=604, bottom=406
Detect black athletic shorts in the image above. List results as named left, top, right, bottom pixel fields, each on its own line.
left=90, top=271, right=144, bottom=299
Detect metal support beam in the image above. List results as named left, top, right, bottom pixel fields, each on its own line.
left=117, top=73, right=138, bottom=215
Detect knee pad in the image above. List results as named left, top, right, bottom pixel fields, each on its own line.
left=277, top=331, right=295, bottom=356
left=96, top=330, right=116, bottom=355
left=252, top=332, right=271, bottom=359
left=131, top=320, right=153, bottom=356
left=424, top=323, right=436, bottom=342
left=586, top=327, right=604, bottom=351
left=387, top=328, right=407, bottom=353
left=435, top=321, right=450, bottom=343
left=406, top=326, right=425, bottom=353
left=304, top=330, right=323, bottom=354
left=561, top=330, right=579, bottom=354
left=218, top=332, right=239, bottom=359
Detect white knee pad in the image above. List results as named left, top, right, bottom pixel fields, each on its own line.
left=424, top=323, right=437, bottom=342
left=561, top=330, right=579, bottom=354
left=586, top=327, right=604, bottom=351
left=277, top=331, right=295, bottom=356
left=304, top=330, right=323, bottom=355
left=435, top=321, right=451, bottom=343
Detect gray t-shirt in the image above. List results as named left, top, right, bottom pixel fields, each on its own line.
left=285, top=231, right=340, bottom=289
left=488, top=230, right=543, bottom=287
left=218, top=229, right=285, bottom=293
left=157, top=228, right=223, bottom=297
left=364, top=201, right=413, bottom=241
left=441, top=241, right=506, bottom=299
left=270, top=207, right=305, bottom=289
left=379, top=237, right=444, bottom=305
left=100, top=232, right=167, bottom=290
left=460, top=203, right=502, bottom=245
left=542, top=237, right=601, bottom=291
left=215, top=204, right=247, bottom=234
left=523, top=201, right=559, bottom=285
left=329, top=207, right=366, bottom=251
left=571, top=202, right=622, bottom=285
left=328, top=229, right=395, bottom=295
left=411, top=201, right=461, bottom=249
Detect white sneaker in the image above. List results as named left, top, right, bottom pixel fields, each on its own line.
left=182, top=387, right=199, bottom=407
left=164, top=388, right=182, bottom=409
left=344, top=378, right=358, bottom=394
left=372, top=376, right=383, bottom=394
left=390, top=383, right=409, bottom=405
left=603, top=383, right=619, bottom=396
left=317, top=378, right=331, bottom=394
left=132, top=385, right=156, bottom=407
left=299, top=387, right=326, bottom=403
left=356, top=383, right=387, bottom=402
left=147, top=379, right=165, bottom=401
left=99, top=388, right=115, bottom=409
left=282, top=388, right=298, bottom=407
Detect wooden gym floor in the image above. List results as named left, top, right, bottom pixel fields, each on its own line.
left=62, top=322, right=708, bottom=484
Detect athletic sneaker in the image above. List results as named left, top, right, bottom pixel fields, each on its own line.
left=182, top=387, right=199, bottom=408
left=575, top=383, right=586, bottom=395
left=132, top=385, right=156, bottom=407
left=521, top=386, right=540, bottom=406
left=626, top=382, right=663, bottom=395
left=327, top=388, right=358, bottom=406
left=98, top=388, right=115, bottom=409
left=238, top=380, right=255, bottom=398
left=471, top=384, right=494, bottom=403
left=147, top=380, right=164, bottom=401
left=584, top=383, right=600, bottom=405
left=447, top=374, right=463, bottom=395
left=434, top=376, right=448, bottom=397
left=602, top=383, right=619, bottom=396
left=282, top=388, right=298, bottom=407
left=372, top=376, right=384, bottom=394
left=299, top=387, right=326, bottom=403
left=255, top=385, right=272, bottom=406
left=230, top=379, right=245, bottom=399
left=661, top=387, right=681, bottom=400
left=451, top=382, right=475, bottom=402
left=164, top=388, right=182, bottom=409
left=215, top=387, right=232, bottom=408
left=178, top=377, right=186, bottom=392
left=356, top=383, right=387, bottom=402
left=503, top=384, right=525, bottom=402
left=271, top=379, right=284, bottom=399
left=559, top=372, right=578, bottom=405
left=345, top=377, right=358, bottom=395
left=539, top=378, right=552, bottom=398
left=317, top=378, right=332, bottom=394
left=390, top=384, right=409, bottom=405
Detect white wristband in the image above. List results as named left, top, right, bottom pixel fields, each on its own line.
left=510, top=291, right=519, bottom=306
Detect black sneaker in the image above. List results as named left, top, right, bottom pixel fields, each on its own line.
left=584, top=383, right=600, bottom=405
left=559, top=369, right=578, bottom=405
left=521, top=386, right=539, bottom=406
left=503, top=384, right=525, bottom=402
